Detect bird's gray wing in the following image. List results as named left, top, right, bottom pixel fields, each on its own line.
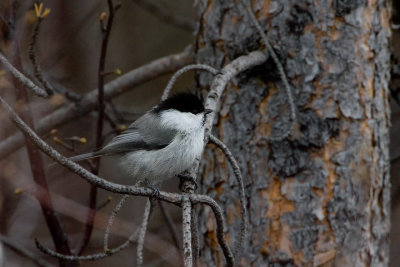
left=68, top=112, right=176, bottom=162
left=94, top=112, right=176, bottom=156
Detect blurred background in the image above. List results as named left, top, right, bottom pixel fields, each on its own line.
left=1, top=0, right=400, bottom=266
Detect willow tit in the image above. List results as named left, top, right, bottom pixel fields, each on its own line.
left=70, top=93, right=211, bottom=189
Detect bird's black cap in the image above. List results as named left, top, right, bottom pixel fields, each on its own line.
left=153, top=93, right=205, bottom=114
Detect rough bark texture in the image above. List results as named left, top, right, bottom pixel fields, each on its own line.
left=194, top=0, right=391, bottom=266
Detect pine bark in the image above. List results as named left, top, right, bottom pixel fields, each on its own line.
left=195, top=0, right=391, bottom=266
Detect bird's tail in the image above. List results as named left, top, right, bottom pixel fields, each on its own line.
left=68, top=152, right=101, bottom=162
left=48, top=152, right=102, bottom=167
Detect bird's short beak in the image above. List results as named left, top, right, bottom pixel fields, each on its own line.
left=205, top=109, right=213, bottom=115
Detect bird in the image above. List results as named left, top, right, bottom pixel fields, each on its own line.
left=69, top=92, right=212, bottom=193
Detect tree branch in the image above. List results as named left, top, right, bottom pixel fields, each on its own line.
left=28, top=12, right=81, bottom=101
left=28, top=17, right=54, bottom=96
left=190, top=194, right=234, bottom=267
left=36, top=229, right=140, bottom=261
left=239, top=0, right=296, bottom=141
left=161, top=64, right=219, bottom=101
left=104, top=195, right=130, bottom=251
left=137, top=199, right=153, bottom=266
left=191, top=208, right=199, bottom=267
left=0, top=52, right=49, bottom=98
left=0, top=234, right=52, bottom=267
left=209, top=134, right=247, bottom=258
left=182, top=195, right=193, bottom=267
left=76, top=0, right=121, bottom=256
left=0, top=50, right=191, bottom=160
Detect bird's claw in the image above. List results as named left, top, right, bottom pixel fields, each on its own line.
left=151, top=188, right=160, bottom=199
left=177, top=174, right=198, bottom=191
left=144, top=179, right=160, bottom=200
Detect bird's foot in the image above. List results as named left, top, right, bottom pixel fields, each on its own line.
left=177, top=174, right=198, bottom=192
left=144, top=179, right=160, bottom=200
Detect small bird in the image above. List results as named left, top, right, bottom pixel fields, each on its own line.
left=70, top=92, right=211, bottom=192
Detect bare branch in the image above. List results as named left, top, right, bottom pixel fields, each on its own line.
left=0, top=52, right=49, bottom=98
left=0, top=50, right=192, bottom=160
left=27, top=15, right=81, bottom=101
left=209, top=134, right=247, bottom=258
left=161, top=64, right=219, bottom=101
left=76, top=0, right=121, bottom=255
left=132, top=0, right=195, bottom=32
left=137, top=199, right=153, bottom=266
left=0, top=234, right=52, bottom=267
left=202, top=51, right=268, bottom=144
left=36, top=194, right=153, bottom=262
left=28, top=17, right=54, bottom=96
left=191, top=208, right=199, bottom=267
left=36, top=228, right=140, bottom=261
left=104, top=195, right=130, bottom=252
left=239, top=0, right=296, bottom=141
left=182, top=195, right=193, bottom=267
left=190, top=194, right=234, bottom=267
left=96, top=0, right=120, bottom=152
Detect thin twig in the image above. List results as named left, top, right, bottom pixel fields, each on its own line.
left=96, top=0, right=120, bottom=152
left=0, top=50, right=191, bottom=160
left=28, top=17, right=54, bottom=95
left=182, top=195, right=193, bottom=267
left=0, top=52, right=49, bottom=98
left=0, top=234, right=52, bottom=267
left=190, top=194, right=234, bottom=267
left=137, top=199, right=153, bottom=266
left=202, top=51, right=268, bottom=144
left=161, top=64, right=219, bottom=101
left=36, top=194, right=152, bottom=262
left=76, top=0, right=121, bottom=256
left=104, top=195, right=130, bottom=252
left=239, top=0, right=296, bottom=141
left=209, top=134, right=247, bottom=258
left=132, top=0, right=195, bottom=32
left=191, top=208, right=199, bottom=267
left=36, top=228, right=140, bottom=261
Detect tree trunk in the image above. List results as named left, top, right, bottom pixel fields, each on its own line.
left=195, top=0, right=391, bottom=266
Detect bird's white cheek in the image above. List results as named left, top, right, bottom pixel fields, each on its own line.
left=160, top=111, right=204, bottom=132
